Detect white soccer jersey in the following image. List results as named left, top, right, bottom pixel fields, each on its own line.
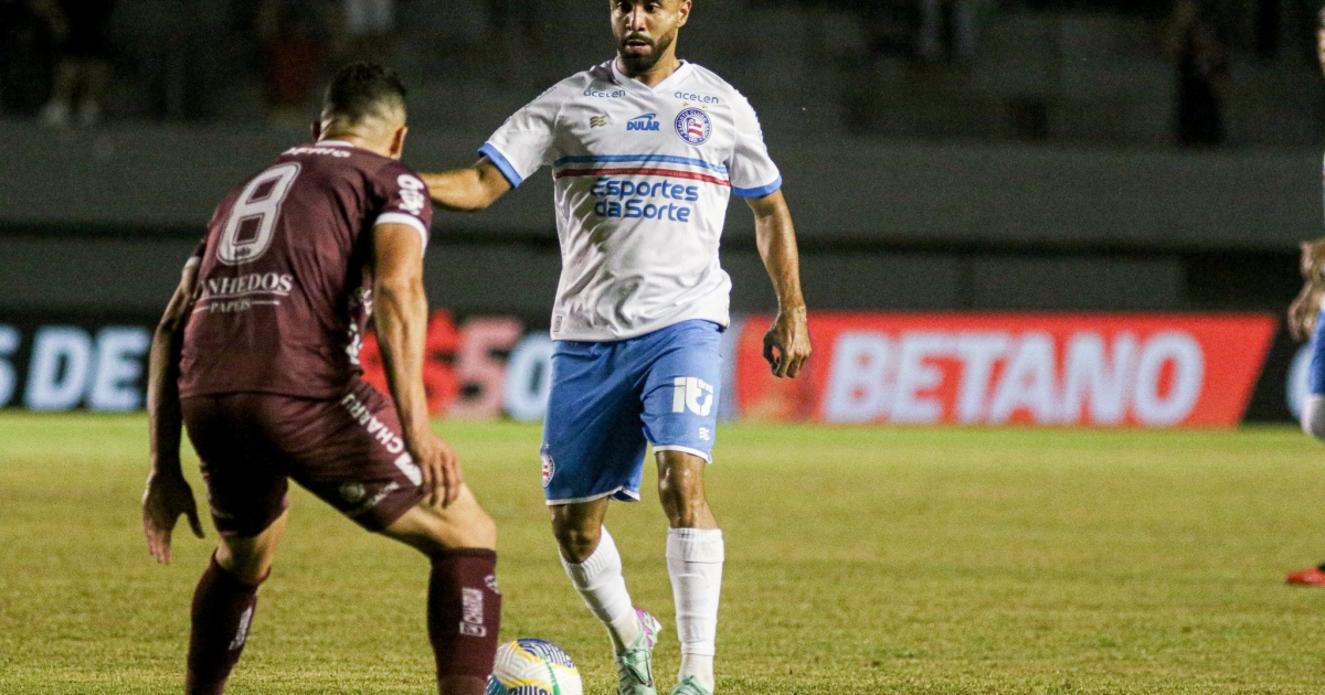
left=481, top=59, right=782, bottom=341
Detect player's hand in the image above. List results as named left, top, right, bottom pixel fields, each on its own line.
left=763, top=306, right=811, bottom=378
left=142, top=469, right=204, bottom=564
left=1289, top=281, right=1323, bottom=342
left=409, top=431, right=462, bottom=508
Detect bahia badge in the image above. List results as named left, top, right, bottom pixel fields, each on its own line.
left=674, top=107, right=712, bottom=145
left=540, top=446, right=556, bottom=488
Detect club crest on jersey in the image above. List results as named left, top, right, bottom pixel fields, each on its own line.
left=674, top=107, right=712, bottom=145
left=627, top=113, right=661, bottom=132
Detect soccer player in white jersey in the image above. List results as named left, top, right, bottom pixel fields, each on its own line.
left=421, top=2, right=810, bottom=693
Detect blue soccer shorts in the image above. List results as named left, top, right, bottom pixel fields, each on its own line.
left=540, top=319, right=723, bottom=505
left=1312, top=310, right=1325, bottom=396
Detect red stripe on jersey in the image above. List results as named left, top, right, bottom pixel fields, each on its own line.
left=554, top=167, right=731, bottom=187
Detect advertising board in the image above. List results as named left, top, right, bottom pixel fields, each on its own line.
left=0, top=312, right=1280, bottom=430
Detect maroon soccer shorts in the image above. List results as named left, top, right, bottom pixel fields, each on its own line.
left=181, top=379, right=427, bottom=537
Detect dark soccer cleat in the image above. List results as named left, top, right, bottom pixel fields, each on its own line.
left=1284, top=563, right=1325, bottom=586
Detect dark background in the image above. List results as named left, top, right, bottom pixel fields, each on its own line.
left=1, top=0, right=1320, bottom=419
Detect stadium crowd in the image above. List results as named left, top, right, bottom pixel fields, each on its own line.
left=0, top=0, right=1321, bottom=147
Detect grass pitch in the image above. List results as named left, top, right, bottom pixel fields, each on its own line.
left=3, top=415, right=1325, bottom=694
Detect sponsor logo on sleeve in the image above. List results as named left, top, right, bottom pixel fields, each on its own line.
left=396, top=174, right=427, bottom=215
left=674, top=108, right=712, bottom=145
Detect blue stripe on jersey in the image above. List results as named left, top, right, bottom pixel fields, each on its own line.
left=553, top=154, right=729, bottom=175
left=479, top=143, right=524, bottom=188
left=732, top=176, right=783, bottom=199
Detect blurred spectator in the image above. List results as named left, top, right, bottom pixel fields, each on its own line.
left=257, top=0, right=334, bottom=125
left=1166, top=0, right=1229, bottom=147
left=485, top=0, right=544, bottom=83
left=35, top=0, right=116, bottom=128
left=0, top=0, right=59, bottom=115
left=916, top=0, right=985, bottom=63
left=485, top=0, right=541, bottom=41
left=338, top=0, right=395, bottom=63
left=857, top=1, right=915, bottom=58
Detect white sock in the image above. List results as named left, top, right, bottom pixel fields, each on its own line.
left=667, top=528, right=724, bottom=691
left=561, top=526, right=642, bottom=654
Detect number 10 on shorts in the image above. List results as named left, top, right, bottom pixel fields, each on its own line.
left=672, top=377, right=714, bottom=416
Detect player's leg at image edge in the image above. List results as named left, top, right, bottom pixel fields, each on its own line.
left=383, top=491, right=503, bottom=695
left=186, top=556, right=269, bottom=693
left=185, top=510, right=287, bottom=695
left=1288, top=395, right=1325, bottom=585
left=1288, top=318, right=1325, bottom=587
left=657, top=451, right=723, bottom=695
left=185, top=498, right=502, bottom=695
left=555, top=503, right=663, bottom=695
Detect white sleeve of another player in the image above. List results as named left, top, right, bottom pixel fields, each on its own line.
left=480, top=85, right=563, bottom=189
left=728, top=96, right=782, bottom=199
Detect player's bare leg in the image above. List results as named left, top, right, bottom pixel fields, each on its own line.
left=550, top=497, right=611, bottom=564
left=656, top=451, right=723, bottom=695
left=551, top=498, right=661, bottom=694
left=186, top=511, right=287, bottom=695
left=213, top=510, right=287, bottom=581
left=383, top=484, right=500, bottom=695
left=551, top=499, right=647, bottom=652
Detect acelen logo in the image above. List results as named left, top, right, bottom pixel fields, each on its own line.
left=734, top=314, right=1276, bottom=428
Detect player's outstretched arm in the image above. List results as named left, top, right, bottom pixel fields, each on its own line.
left=1289, top=239, right=1325, bottom=341
left=372, top=222, right=462, bottom=508
left=419, top=158, right=512, bottom=212
left=748, top=189, right=811, bottom=378
left=142, top=260, right=205, bottom=564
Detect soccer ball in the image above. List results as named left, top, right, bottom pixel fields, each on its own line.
left=485, top=638, right=583, bottom=695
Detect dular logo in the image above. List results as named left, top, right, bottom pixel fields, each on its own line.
left=627, top=113, right=661, bottom=132
left=589, top=115, right=608, bottom=128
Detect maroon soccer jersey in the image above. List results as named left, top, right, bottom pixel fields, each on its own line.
left=179, top=140, right=432, bottom=399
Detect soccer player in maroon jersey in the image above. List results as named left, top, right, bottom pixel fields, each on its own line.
left=140, top=63, right=501, bottom=694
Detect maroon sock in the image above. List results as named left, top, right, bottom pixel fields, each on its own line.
left=428, top=548, right=501, bottom=693
left=186, top=556, right=267, bottom=695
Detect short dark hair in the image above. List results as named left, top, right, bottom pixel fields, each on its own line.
left=322, top=63, right=407, bottom=124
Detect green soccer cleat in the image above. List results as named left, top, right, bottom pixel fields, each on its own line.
left=670, top=675, right=713, bottom=695
left=616, top=608, right=662, bottom=695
